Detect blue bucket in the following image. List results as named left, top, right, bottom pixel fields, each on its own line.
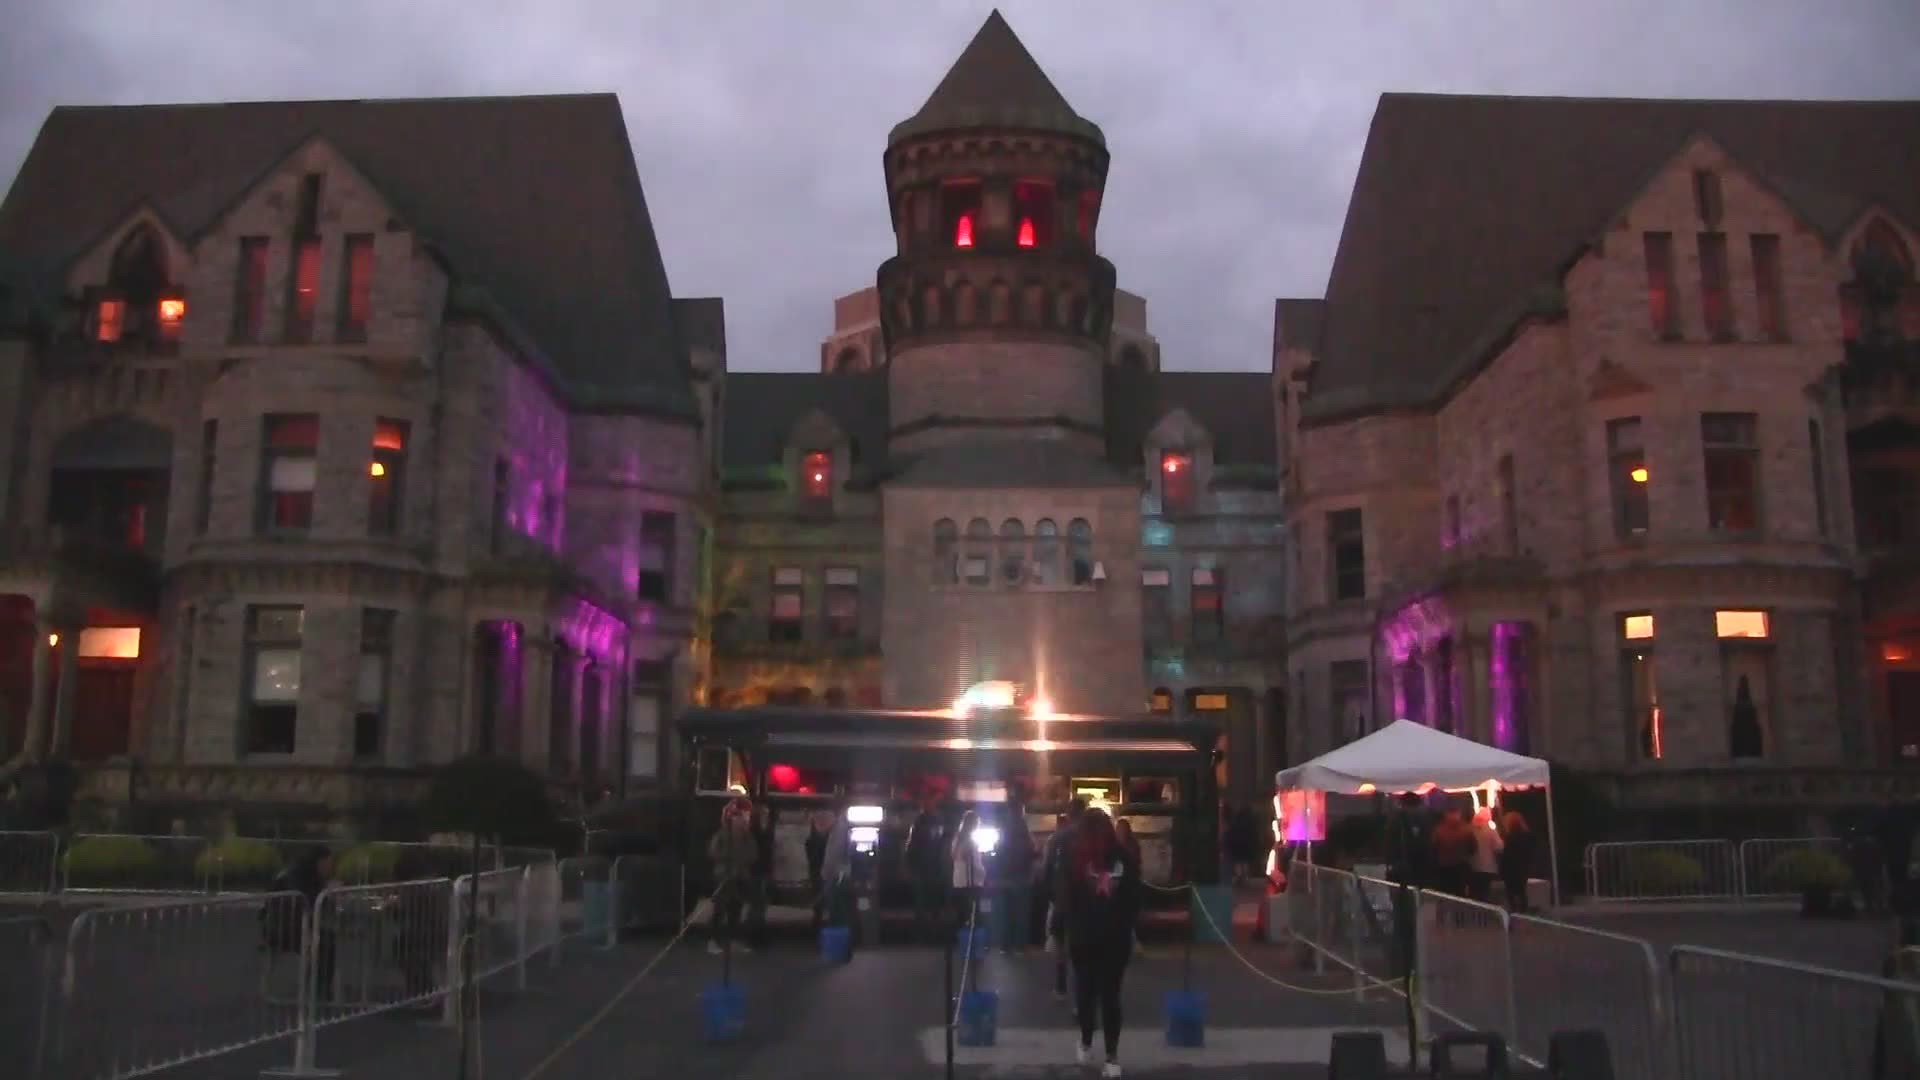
left=700, top=984, right=746, bottom=1043
left=819, top=925, right=851, bottom=964
left=956, top=924, right=990, bottom=957
left=582, top=881, right=613, bottom=937
left=956, top=989, right=999, bottom=1047
left=1163, top=989, right=1206, bottom=1047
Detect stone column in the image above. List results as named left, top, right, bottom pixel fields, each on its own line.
left=1464, top=630, right=1491, bottom=745
left=521, top=634, right=554, bottom=771
left=22, top=622, right=53, bottom=760
left=48, top=622, right=79, bottom=758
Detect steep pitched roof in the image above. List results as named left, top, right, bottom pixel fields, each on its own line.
left=888, top=10, right=1104, bottom=147
left=0, top=94, right=695, bottom=416
left=1305, top=94, right=1920, bottom=422
left=721, top=371, right=890, bottom=470
left=1273, top=298, right=1326, bottom=357
left=1106, top=367, right=1278, bottom=470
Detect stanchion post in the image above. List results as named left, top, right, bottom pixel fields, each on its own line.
left=514, top=868, right=529, bottom=990
left=602, top=857, right=622, bottom=952
left=1349, top=882, right=1365, bottom=1002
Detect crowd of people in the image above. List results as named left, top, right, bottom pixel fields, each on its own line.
left=1381, top=794, right=1539, bottom=912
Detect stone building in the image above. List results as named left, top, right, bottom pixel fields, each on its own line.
left=708, top=13, right=1287, bottom=807
left=1281, top=94, right=1920, bottom=822
left=0, top=95, right=718, bottom=831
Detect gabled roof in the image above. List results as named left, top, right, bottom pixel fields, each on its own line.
left=721, top=371, right=890, bottom=469
left=888, top=10, right=1104, bottom=147
left=1106, top=367, right=1278, bottom=470
left=1305, top=94, right=1920, bottom=422
left=0, top=94, right=695, bottom=416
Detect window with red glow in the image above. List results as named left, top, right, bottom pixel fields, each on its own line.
left=1014, top=181, right=1055, bottom=248
left=156, top=296, right=186, bottom=341
left=1160, top=451, right=1194, bottom=512
left=766, top=763, right=844, bottom=796
left=233, top=237, right=269, bottom=343
left=338, top=235, right=374, bottom=342
left=260, top=414, right=319, bottom=532
left=368, top=419, right=408, bottom=536
left=286, top=240, right=321, bottom=342
left=1643, top=232, right=1676, bottom=338
left=801, top=451, right=832, bottom=502
left=1698, top=232, right=1732, bottom=339
left=940, top=182, right=982, bottom=250
left=95, top=299, right=125, bottom=343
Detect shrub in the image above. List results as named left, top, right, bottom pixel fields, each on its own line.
left=336, top=844, right=401, bottom=884
left=63, top=835, right=160, bottom=886
left=1763, top=847, right=1852, bottom=892
left=1624, top=849, right=1706, bottom=895
left=194, top=837, right=285, bottom=889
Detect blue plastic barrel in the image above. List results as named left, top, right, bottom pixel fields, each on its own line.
left=819, top=925, right=851, bottom=964
left=700, top=984, right=746, bottom=1043
left=1163, top=989, right=1206, bottom=1047
left=956, top=989, right=999, bottom=1047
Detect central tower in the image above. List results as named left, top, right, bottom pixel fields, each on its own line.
left=877, top=10, right=1118, bottom=454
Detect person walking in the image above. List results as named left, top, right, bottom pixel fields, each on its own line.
left=1045, top=798, right=1089, bottom=1001
left=1430, top=808, right=1476, bottom=899
left=1497, top=811, right=1538, bottom=914
left=1114, top=817, right=1146, bottom=957
left=952, top=809, right=989, bottom=932
left=707, top=799, right=756, bottom=955
left=907, top=799, right=949, bottom=944
left=1064, top=809, right=1141, bottom=1078
left=274, top=846, right=339, bottom=1002
left=995, top=803, right=1036, bottom=954
left=1466, top=806, right=1503, bottom=904
left=818, top=803, right=857, bottom=952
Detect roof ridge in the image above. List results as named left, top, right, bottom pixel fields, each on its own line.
left=1379, top=90, right=1920, bottom=107
left=49, top=92, right=619, bottom=113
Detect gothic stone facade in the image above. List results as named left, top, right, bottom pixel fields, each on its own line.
left=1282, top=95, right=1920, bottom=822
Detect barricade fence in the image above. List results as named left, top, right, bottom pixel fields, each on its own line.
left=3, top=914, right=55, bottom=1080
left=1508, top=914, right=1667, bottom=1080
left=1583, top=836, right=1851, bottom=903
left=0, top=829, right=59, bottom=894
left=1669, top=945, right=1920, bottom=1080
left=1735, top=836, right=1844, bottom=900
left=555, top=855, right=612, bottom=955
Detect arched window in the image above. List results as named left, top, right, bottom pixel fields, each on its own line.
left=933, top=518, right=958, bottom=585
left=963, top=518, right=993, bottom=587
left=1032, top=518, right=1060, bottom=586
left=1858, top=218, right=1915, bottom=278
left=1848, top=217, right=1915, bottom=342
left=1068, top=518, right=1094, bottom=585
left=998, top=518, right=1026, bottom=586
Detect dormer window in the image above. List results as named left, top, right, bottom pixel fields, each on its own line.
left=1161, top=451, right=1194, bottom=513
left=157, top=297, right=186, bottom=327
left=95, top=299, right=126, bottom=343
left=941, top=181, right=982, bottom=250
left=1014, top=181, right=1054, bottom=249
left=801, top=451, right=833, bottom=504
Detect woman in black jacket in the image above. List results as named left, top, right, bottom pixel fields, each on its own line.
left=1064, top=809, right=1139, bottom=1078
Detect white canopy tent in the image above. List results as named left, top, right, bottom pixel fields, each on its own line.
left=1275, top=720, right=1560, bottom=905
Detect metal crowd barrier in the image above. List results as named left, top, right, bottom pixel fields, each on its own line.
left=554, top=855, right=612, bottom=958
left=1735, top=836, right=1845, bottom=900
left=0, top=829, right=59, bottom=894
left=1509, top=915, right=1667, bottom=1079
left=61, top=833, right=213, bottom=895
left=439, top=866, right=531, bottom=1026
left=1582, top=839, right=1741, bottom=902
left=1416, top=889, right=1518, bottom=1047
left=606, top=853, right=687, bottom=946
left=1670, top=944, right=1920, bottom=1080
left=46, top=891, right=308, bottom=1079
left=3, top=914, right=55, bottom=1079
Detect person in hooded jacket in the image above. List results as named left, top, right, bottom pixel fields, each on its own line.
left=1064, top=809, right=1140, bottom=1078
left=271, top=846, right=338, bottom=1001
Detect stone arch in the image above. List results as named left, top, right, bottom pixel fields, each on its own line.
left=52, top=413, right=172, bottom=472
left=988, top=281, right=1013, bottom=327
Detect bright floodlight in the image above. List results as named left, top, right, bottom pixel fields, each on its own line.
left=847, top=804, right=885, bottom=825
left=1029, top=696, right=1054, bottom=719
left=972, top=826, right=1001, bottom=855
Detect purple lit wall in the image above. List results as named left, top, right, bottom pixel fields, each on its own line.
left=1490, top=621, right=1534, bottom=754
left=500, top=361, right=569, bottom=555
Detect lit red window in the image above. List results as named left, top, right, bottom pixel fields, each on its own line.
left=157, top=296, right=186, bottom=339
left=95, top=299, right=125, bottom=343
left=955, top=213, right=975, bottom=248
left=368, top=419, right=408, bottom=535
left=1161, top=451, right=1194, bottom=512
left=287, top=239, right=321, bottom=342
left=1014, top=181, right=1054, bottom=248
left=941, top=182, right=982, bottom=250
left=802, top=451, right=832, bottom=501
left=261, top=414, right=319, bottom=532
left=1017, top=219, right=1035, bottom=248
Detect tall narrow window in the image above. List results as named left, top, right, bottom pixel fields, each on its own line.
left=941, top=181, right=982, bottom=250
left=1699, top=233, right=1732, bottom=339
left=1717, top=610, right=1771, bottom=759
left=1328, top=508, right=1365, bottom=601
left=233, top=237, right=270, bottom=343
left=196, top=419, right=218, bottom=535
left=294, top=173, right=323, bottom=236
left=1142, top=567, right=1172, bottom=644
left=1608, top=418, right=1650, bottom=540
left=1644, top=232, right=1677, bottom=338
left=1751, top=234, right=1786, bottom=340
left=1031, top=518, right=1060, bottom=586
left=285, top=239, right=321, bottom=342
left=355, top=609, right=394, bottom=760
left=1692, top=170, right=1723, bottom=226
left=490, top=459, right=510, bottom=554
left=629, top=659, right=668, bottom=782
left=1160, top=451, right=1194, bottom=514
left=1621, top=614, right=1661, bottom=760
left=245, top=606, right=303, bottom=755
left=95, top=299, right=125, bottom=343
left=639, top=511, right=677, bottom=603
left=1191, top=567, right=1224, bottom=643
left=769, top=567, right=804, bottom=642
left=998, top=519, right=1026, bottom=586
left=824, top=567, right=859, bottom=640
left=964, top=518, right=993, bottom=587
left=1068, top=518, right=1094, bottom=586
left=1702, top=412, right=1760, bottom=532
left=1497, top=454, right=1519, bottom=554
left=933, top=518, right=959, bottom=585
left=368, top=419, right=408, bottom=536
left=1014, top=180, right=1055, bottom=249
left=801, top=450, right=833, bottom=506
left=1809, top=420, right=1829, bottom=537
left=338, top=234, right=374, bottom=342
left=260, top=414, right=319, bottom=533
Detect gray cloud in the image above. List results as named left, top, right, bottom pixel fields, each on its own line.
left=4, top=1, right=1918, bottom=372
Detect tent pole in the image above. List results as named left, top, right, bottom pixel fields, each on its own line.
left=1544, top=782, right=1561, bottom=909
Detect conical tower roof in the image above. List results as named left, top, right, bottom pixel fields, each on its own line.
left=888, top=10, right=1104, bottom=147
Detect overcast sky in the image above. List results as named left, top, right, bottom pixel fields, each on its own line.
left=4, top=1, right=1919, bottom=373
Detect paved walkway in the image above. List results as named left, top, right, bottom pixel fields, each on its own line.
left=144, top=935, right=1405, bottom=1079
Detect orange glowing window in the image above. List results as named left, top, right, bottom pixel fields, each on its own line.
left=1622, top=614, right=1655, bottom=640
left=368, top=418, right=408, bottom=536
left=96, top=299, right=125, bottom=343
left=158, top=297, right=187, bottom=325
left=1193, top=693, right=1229, bottom=711
left=1885, top=643, right=1913, bottom=663
left=78, top=627, right=142, bottom=659
left=1714, top=610, right=1770, bottom=639
left=802, top=451, right=832, bottom=500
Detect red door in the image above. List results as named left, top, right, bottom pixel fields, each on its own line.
left=71, top=665, right=134, bottom=761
